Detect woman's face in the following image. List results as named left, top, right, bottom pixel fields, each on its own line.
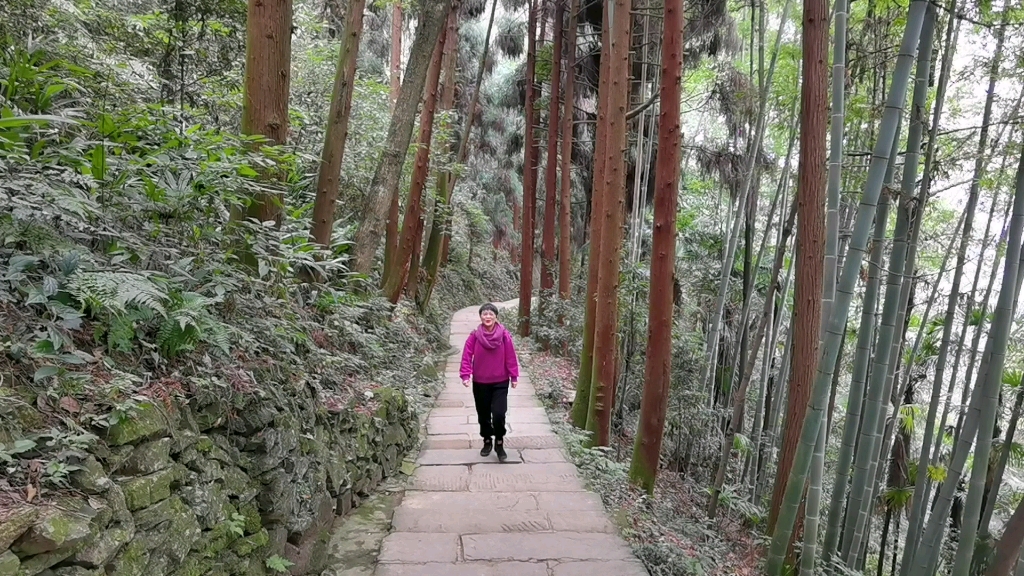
left=480, top=309, right=497, bottom=327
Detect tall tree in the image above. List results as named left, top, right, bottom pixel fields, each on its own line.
left=382, top=8, right=451, bottom=303
left=557, top=0, right=578, bottom=302
left=389, top=2, right=402, bottom=109
left=627, top=0, right=684, bottom=494
left=237, top=0, right=293, bottom=227
left=518, top=0, right=540, bottom=336
left=765, top=0, right=929, bottom=570
left=570, top=5, right=611, bottom=427
left=959, top=149, right=1024, bottom=576
left=586, top=0, right=631, bottom=446
left=350, top=0, right=454, bottom=274
left=419, top=0, right=500, bottom=309
left=310, top=0, right=367, bottom=247
left=766, top=0, right=828, bottom=537
left=540, top=0, right=564, bottom=320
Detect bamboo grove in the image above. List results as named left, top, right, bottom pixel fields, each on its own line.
left=23, top=0, right=1024, bottom=572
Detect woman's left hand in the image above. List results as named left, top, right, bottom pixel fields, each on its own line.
left=511, top=380, right=518, bottom=389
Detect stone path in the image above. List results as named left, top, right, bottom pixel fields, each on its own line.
left=374, top=301, right=648, bottom=576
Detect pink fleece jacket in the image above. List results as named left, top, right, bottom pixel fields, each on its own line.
left=459, top=323, right=520, bottom=384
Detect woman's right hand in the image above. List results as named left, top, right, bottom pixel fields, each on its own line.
left=462, top=379, right=470, bottom=387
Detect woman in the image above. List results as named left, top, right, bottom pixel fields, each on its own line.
left=460, top=302, right=520, bottom=462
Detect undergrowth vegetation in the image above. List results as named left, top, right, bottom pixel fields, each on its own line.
left=0, top=4, right=515, bottom=501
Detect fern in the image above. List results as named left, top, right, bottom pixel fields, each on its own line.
left=157, top=292, right=230, bottom=358
left=69, top=271, right=168, bottom=316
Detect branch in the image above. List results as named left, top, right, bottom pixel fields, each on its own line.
left=626, top=89, right=659, bottom=121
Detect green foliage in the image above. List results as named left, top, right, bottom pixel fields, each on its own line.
left=265, top=555, right=294, bottom=573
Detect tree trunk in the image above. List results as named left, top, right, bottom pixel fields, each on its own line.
left=382, top=11, right=449, bottom=302
left=389, top=2, right=402, bottom=110
left=540, top=0, right=564, bottom=320
left=410, top=12, right=458, bottom=302
left=517, top=0, right=540, bottom=336
left=558, top=0, right=578, bottom=302
left=419, top=0, right=499, bottom=309
left=989, top=493, right=1024, bottom=576
left=570, top=4, right=611, bottom=428
left=310, top=0, right=366, bottom=247
left=912, top=118, right=1024, bottom=576
left=585, top=0, right=631, bottom=446
left=627, top=0, right=684, bottom=494
left=765, top=0, right=929, bottom=570
left=351, top=0, right=453, bottom=274
left=237, top=0, right=293, bottom=228
left=766, top=0, right=827, bottom=538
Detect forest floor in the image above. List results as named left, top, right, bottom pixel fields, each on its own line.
left=523, top=349, right=764, bottom=576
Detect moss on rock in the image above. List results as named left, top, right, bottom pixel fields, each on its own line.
left=106, top=403, right=172, bottom=446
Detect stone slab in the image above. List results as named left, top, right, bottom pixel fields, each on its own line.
left=377, top=562, right=549, bottom=576
left=391, top=508, right=551, bottom=533
left=503, top=423, right=555, bottom=436
left=550, top=560, right=650, bottom=576
left=416, top=449, right=523, bottom=466
left=501, top=436, right=564, bottom=449
left=422, top=438, right=473, bottom=450
left=468, top=463, right=585, bottom=492
left=520, top=449, right=567, bottom=463
left=409, top=466, right=470, bottom=491
left=425, top=415, right=471, bottom=427
left=426, top=422, right=481, bottom=435
left=462, top=533, right=634, bottom=562
left=378, top=533, right=459, bottom=563
left=400, top=491, right=540, bottom=512
left=534, top=491, right=606, bottom=511
left=549, top=511, right=617, bottom=533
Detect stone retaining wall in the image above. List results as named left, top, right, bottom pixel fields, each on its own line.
left=1, top=385, right=419, bottom=576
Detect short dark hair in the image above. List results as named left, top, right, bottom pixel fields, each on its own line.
left=479, top=303, right=499, bottom=317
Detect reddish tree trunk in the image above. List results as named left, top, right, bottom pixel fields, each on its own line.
left=382, top=1, right=403, bottom=271
left=570, top=2, right=611, bottom=428
left=628, top=0, right=684, bottom=493
left=988, top=497, right=1024, bottom=576
left=558, top=0, right=578, bottom=301
left=540, top=0, right=564, bottom=309
left=351, top=0, right=453, bottom=273
left=383, top=14, right=449, bottom=302
left=238, top=0, right=293, bottom=227
left=587, top=0, right=631, bottom=446
left=310, top=0, right=366, bottom=246
left=518, top=0, right=541, bottom=336
left=389, top=3, right=402, bottom=110
left=410, top=9, right=459, bottom=301
left=767, top=0, right=829, bottom=533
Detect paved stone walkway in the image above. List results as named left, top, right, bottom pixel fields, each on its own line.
left=374, top=301, right=648, bottom=576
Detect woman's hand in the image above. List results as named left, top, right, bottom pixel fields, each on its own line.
left=511, top=380, right=518, bottom=389
left=462, top=379, right=471, bottom=387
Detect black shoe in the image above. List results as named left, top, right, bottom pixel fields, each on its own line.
left=480, top=437, right=493, bottom=457
left=495, top=440, right=507, bottom=463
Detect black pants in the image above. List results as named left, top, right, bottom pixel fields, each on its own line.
left=472, top=381, right=509, bottom=440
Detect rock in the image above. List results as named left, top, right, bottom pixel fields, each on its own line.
left=70, top=456, right=111, bottom=494
left=237, top=502, right=263, bottom=535
left=53, top=568, right=105, bottom=576
left=119, top=466, right=179, bottom=511
left=12, top=508, right=92, bottom=556
left=220, top=465, right=256, bottom=501
left=121, top=438, right=173, bottom=475
left=178, top=484, right=231, bottom=530
left=107, top=539, right=149, bottom=576
left=0, top=551, right=18, bottom=576
left=256, top=471, right=295, bottom=522
left=230, top=528, right=269, bottom=557
left=105, top=403, right=171, bottom=446
left=129, top=497, right=201, bottom=572
left=72, top=524, right=133, bottom=568
left=0, top=506, right=38, bottom=550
